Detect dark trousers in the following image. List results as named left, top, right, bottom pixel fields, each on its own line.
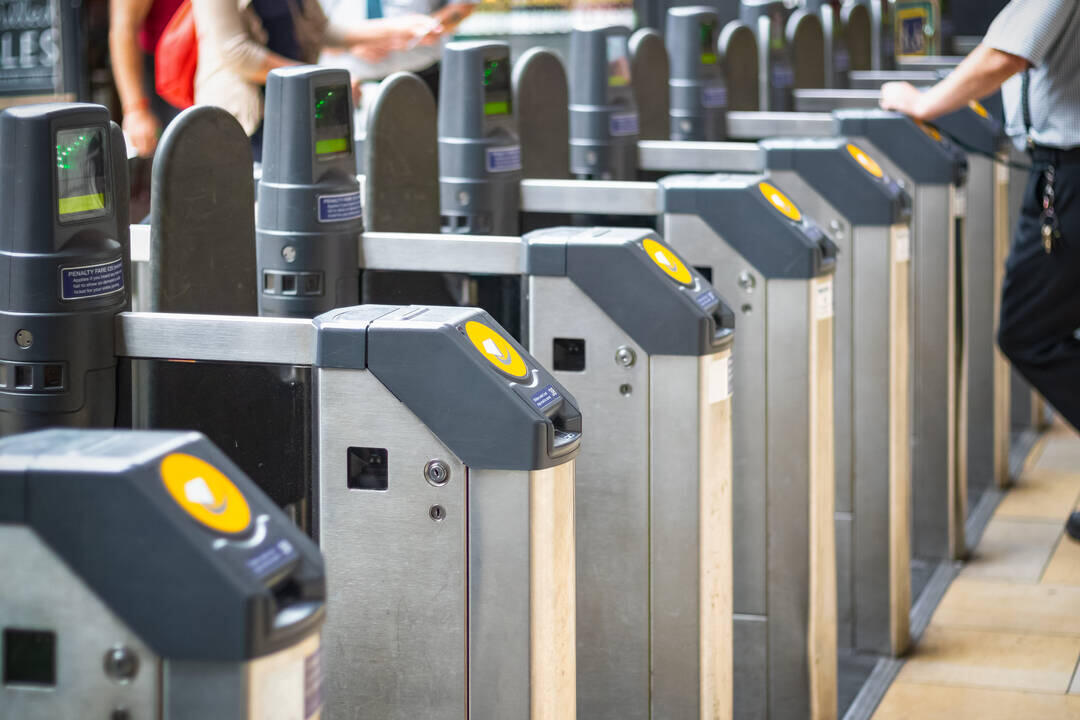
left=998, top=147, right=1080, bottom=431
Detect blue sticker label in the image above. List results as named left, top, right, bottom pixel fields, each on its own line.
left=703, top=86, right=728, bottom=108
left=772, top=64, right=795, bottom=89
left=61, top=258, right=124, bottom=301
left=486, top=145, right=522, bottom=173
left=304, top=649, right=324, bottom=719
left=531, top=384, right=561, bottom=411
left=835, top=50, right=850, bottom=73
left=695, top=290, right=719, bottom=309
left=246, top=538, right=297, bottom=578
left=318, top=192, right=363, bottom=223
left=610, top=112, right=639, bottom=137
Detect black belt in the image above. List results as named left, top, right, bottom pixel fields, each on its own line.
left=1030, top=144, right=1080, bottom=164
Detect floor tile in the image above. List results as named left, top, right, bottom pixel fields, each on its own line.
left=995, top=468, right=1080, bottom=520
left=1043, top=535, right=1080, bottom=586
left=872, top=682, right=1080, bottom=719
left=933, top=578, right=1080, bottom=636
left=896, top=625, right=1080, bottom=694
left=1037, top=433, right=1080, bottom=474
left=959, top=518, right=1062, bottom=582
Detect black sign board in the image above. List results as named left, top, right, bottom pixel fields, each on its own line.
left=0, top=0, right=79, bottom=98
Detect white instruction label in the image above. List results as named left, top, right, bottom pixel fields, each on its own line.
left=953, top=185, right=967, bottom=218
left=814, top=277, right=834, bottom=320
left=893, top=225, right=911, bottom=263
left=709, top=352, right=733, bottom=404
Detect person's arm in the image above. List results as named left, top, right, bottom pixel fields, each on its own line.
left=881, top=0, right=1077, bottom=121
left=191, top=0, right=299, bottom=84
left=322, top=15, right=441, bottom=49
left=879, top=44, right=1029, bottom=121
left=108, top=0, right=160, bottom=156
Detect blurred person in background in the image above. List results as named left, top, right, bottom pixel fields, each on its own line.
left=320, top=0, right=477, bottom=103
left=109, top=0, right=185, bottom=157
left=191, top=0, right=441, bottom=160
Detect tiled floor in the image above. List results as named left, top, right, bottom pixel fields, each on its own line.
left=872, top=420, right=1080, bottom=719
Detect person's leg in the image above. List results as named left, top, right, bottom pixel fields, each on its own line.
left=997, top=154, right=1080, bottom=432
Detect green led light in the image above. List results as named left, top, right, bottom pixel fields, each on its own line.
left=483, top=100, right=509, bottom=116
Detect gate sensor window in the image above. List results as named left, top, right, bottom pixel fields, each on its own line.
left=483, top=55, right=511, bottom=116
left=347, top=447, right=389, bottom=491
left=3, top=628, right=56, bottom=687
left=701, top=20, right=717, bottom=65
left=314, top=84, right=351, bottom=157
left=553, top=338, right=586, bottom=372
left=607, top=35, right=631, bottom=87
left=56, top=126, right=108, bottom=222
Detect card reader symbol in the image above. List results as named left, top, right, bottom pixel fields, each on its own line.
left=482, top=337, right=515, bottom=367
left=184, top=477, right=229, bottom=515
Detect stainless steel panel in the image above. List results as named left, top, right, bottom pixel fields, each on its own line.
left=316, top=368, right=469, bottom=720
left=131, top=223, right=151, bottom=263
left=764, top=278, right=814, bottom=720
left=0, top=526, right=159, bottom=720
left=637, top=140, right=765, bottom=173
left=835, top=512, right=854, bottom=650
left=725, top=112, right=837, bottom=140
left=468, top=468, right=531, bottom=720
left=527, top=276, right=651, bottom=720
left=116, top=312, right=316, bottom=366
left=663, top=212, right=768, bottom=617
left=733, top=615, right=768, bottom=720
left=519, top=179, right=659, bottom=215
left=359, top=231, right=523, bottom=275
left=791, top=89, right=879, bottom=112
left=910, top=184, right=960, bottom=562
left=767, top=171, right=852, bottom=516
left=963, top=155, right=998, bottom=500
left=851, top=224, right=909, bottom=656
left=650, top=354, right=707, bottom=719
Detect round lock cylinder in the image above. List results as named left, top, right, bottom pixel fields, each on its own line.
left=667, top=7, right=727, bottom=141
left=438, top=41, right=522, bottom=236
left=256, top=66, right=362, bottom=318
left=0, top=429, right=327, bottom=720
left=0, top=103, right=129, bottom=435
left=569, top=25, right=640, bottom=180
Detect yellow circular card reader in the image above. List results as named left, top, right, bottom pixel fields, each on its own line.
left=161, top=453, right=252, bottom=534
left=758, top=181, right=803, bottom=222
left=847, top=144, right=884, bottom=179
left=465, top=320, right=530, bottom=378
left=916, top=121, right=943, bottom=142
left=969, top=100, right=989, bottom=119
left=642, top=237, right=694, bottom=285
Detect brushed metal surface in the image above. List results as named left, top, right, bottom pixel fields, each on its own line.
left=359, top=231, right=523, bottom=275
left=0, top=526, right=158, bottom=720
left=663, top=212, right=768, bottom=617
left=910, top=184, right=961, bottom=563
left=527, top=276, right=651, bottom=719
left=468, top=467, right=531, bottom=719
left=519, top=179, right=660, bottom=215
left=637, top=140, right=765, bottom=173
left=316, top=368, right=469, bottom=720
left=115, top=312, right=316, bottom=366
left=725, top=112, right=836, bottom=140
left=650, top=354, right=708, bottom=719
left=792, top=89, right=879, bottom=112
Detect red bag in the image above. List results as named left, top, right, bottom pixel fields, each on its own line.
left=155, top=0, right=197, bottom=109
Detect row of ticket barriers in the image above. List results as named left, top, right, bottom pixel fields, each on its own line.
left=0, top=5, right=1046, bottom=720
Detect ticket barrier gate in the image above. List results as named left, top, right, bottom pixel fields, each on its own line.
left=801, top=0, right=875, bottom=88
left=363, top=65, right=741, bottom=718
left=727, top=110, right=970, bottom=577
left=739, top=0, right=827, bottom=111
left=0, top=429, right=327, bottom=720
left=636, top=138, right=915, bottom=659
left=497, top=39, right=841, bottom=719
left=2, top=102, right=586, bottom=720
left=793, top=87, right=1013, bottom=497
left=866, top=0, right=897, bottom=71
